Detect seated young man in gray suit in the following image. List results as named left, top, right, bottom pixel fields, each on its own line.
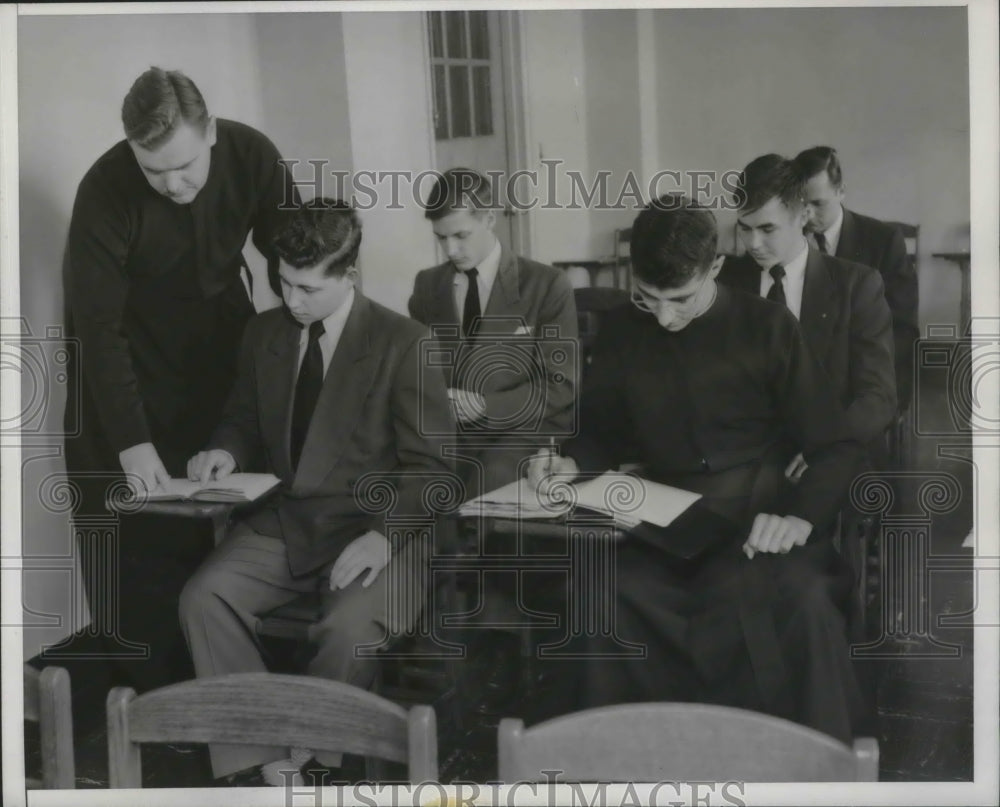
left=408, top=168, right=578, bottom=498
left=719, top=154, right=896, bottom=478
left=179, top=199, right=454, bottom=786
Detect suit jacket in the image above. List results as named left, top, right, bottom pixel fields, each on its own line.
left=719, top=248, right=896, bottom=446
left=408, top=243, right=578, bottom=442
left=209, top=292, right=455, bottom=577
left=836, top=208, right=918, bottom=408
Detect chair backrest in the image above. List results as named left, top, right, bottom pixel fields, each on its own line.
left=498, top=703, right=878, bottom=782
left=107, top=672, right=437, bottom=787
left=573, top=287, right=631, bottom=370
left=24, top=664, right=75, bottom=789
left=613, top=227, right=633, bottom=290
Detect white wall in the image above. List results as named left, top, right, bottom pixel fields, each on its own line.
left=581, top=10, right=643, bottom=261
left=341, top=11, right=439, bottom=313
left=519, top=11, right=592, bottom=266
left=651, top=6, right=969, bottom=328
left=17, top=12, right=268, bottom=658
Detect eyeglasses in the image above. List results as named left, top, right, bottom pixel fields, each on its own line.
left=630, top=273, right=712, bottom=317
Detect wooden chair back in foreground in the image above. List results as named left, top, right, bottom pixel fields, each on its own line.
left=498, top=703, right=878, bottom=782
left=24, top=664, right=75, bottom=789
left=107, top=672, right=438, bottom=787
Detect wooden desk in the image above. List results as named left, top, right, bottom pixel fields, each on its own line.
left=452, top=503, right=740, bottom=662
left=932, top=251, right=971, bottom=334
left=109, top=498, right=237, bottom=546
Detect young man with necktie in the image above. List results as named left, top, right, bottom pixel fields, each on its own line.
left=719, top=154, right=896, bottom=478
left=794, top=145, right=918, bottom=412
left=179, top=199, right=454, bottom=785
left=408, top=168, right=578, bottom=497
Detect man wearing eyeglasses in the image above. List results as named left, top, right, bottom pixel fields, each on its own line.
left=527, top=195, right=867, bottom=744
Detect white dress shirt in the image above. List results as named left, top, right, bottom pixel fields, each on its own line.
left=759, top=243, right=808, bottom=321
left=452, top=238, right=502, bottom=327
left=296, top=287, right=355, bottom=378
left=815, top=204, right=844, bottom=256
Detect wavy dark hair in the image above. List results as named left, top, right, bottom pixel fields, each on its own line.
left=630, top=194, right=718, bottom=288
left=271, top=198, right=362, bottom=277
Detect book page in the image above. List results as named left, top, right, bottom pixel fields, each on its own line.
left=145, top=473, right=280, bottom=503
left=573, top=472, right=701, bottom=528
left=459, top=478, right=571, bottom=519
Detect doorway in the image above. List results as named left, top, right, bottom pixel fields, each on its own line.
left=426, top=9, right=527, bottom=254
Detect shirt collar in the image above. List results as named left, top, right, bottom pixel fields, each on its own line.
left=779, top=241, right=809, bottom=282
left=821, top=204, right=845, bottom=251
left=453, top=237, right=502, bottom=289
left=300, top=287, right=355, bottom=343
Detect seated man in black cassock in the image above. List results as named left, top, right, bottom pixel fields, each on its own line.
left=527, top=195, right=867, bottom=744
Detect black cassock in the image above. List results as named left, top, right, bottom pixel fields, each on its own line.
left=61, top=119, right=296, bottom=689
left=564, top=285, right=867, bottom=744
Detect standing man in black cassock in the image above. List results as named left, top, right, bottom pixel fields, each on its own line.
left=64, top=67, right=297, bottom=689
left=527, top=196, right=867, bottom=744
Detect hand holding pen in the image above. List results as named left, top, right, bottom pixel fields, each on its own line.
left=525, top=437, right=579, bottom=495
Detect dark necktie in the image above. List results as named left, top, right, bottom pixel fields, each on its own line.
left=815, top=231, right=828, bottom=253
left=766, top=264, right=787, bottom=307
left=462, top=267, right=480, bottom=339
left=290, top=320, right=325, bottom=470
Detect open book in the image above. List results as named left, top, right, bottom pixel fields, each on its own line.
left=144, top=473, right=281, bottom=504
left=458, top=472, right=701, bottom=529
left=458, top=478, right=572, bottom=519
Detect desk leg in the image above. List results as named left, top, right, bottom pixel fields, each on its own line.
left=211, top=512, right=230, bottom=547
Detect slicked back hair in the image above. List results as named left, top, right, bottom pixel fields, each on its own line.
left=121, top=67, right=209, bottom=150
left=734, top=153, right=805, bottom=216
left=422, top=168, right=495, bottom=221
left=794, top=145, right=844, bottom=189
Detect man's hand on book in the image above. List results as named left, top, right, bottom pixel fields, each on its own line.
left=742, top=513, right=812, bottom=559
left=187, top=449, right=237, bottom=485
left=119, top=442, right=170, bottom=496
left=329, top=531, right=391, bottom=590
left=525, top=448, right=579, bottom=496
left=448, top=388, right=487, bottom=424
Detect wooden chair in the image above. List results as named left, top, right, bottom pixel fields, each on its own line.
left=498, top=703, right=878, bottom=782
left=106, top=672, right=438, bottom=787
left=256, top=577, right=467, bottom=740
left=552, top=227, right=633, bottom=290
left=574, top=287, right=631, bottom=369
left=24, top=664, right=75, bottom=789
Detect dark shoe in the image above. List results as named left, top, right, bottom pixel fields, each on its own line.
left=298, top=756, right=348, bottom=787
left=215, top=765, right=266, bottom=787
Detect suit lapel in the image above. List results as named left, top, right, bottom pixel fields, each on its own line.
left=260, top=315, right=301, bottom=481
left=432, top=264, right=460, bottom=324
left=483, top=245, right=520, bottom=316
left=800, top=249, right=837, bottom=360
left=292, top=293, right=375, bottom=489
left=835, top=207, right=857, bottom=261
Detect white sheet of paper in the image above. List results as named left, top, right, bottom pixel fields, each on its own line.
left=459, top=478, right=571, bottom=519
left=573, top=472, right=701, bottom=527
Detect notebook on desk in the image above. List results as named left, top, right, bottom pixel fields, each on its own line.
left=144, top=473, right=281, bottom=504
left=460, top=472, right=737, bottom=560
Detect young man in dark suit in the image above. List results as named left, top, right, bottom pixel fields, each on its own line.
left=720, top=154, right=896, bottom=477
left=179, top=199, right=454, bottom=784
left=408, top=168, right=578, bottom=497
left=794, top=145, right=918, bottom=411
left=527, top=196, right=866, bottom=744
